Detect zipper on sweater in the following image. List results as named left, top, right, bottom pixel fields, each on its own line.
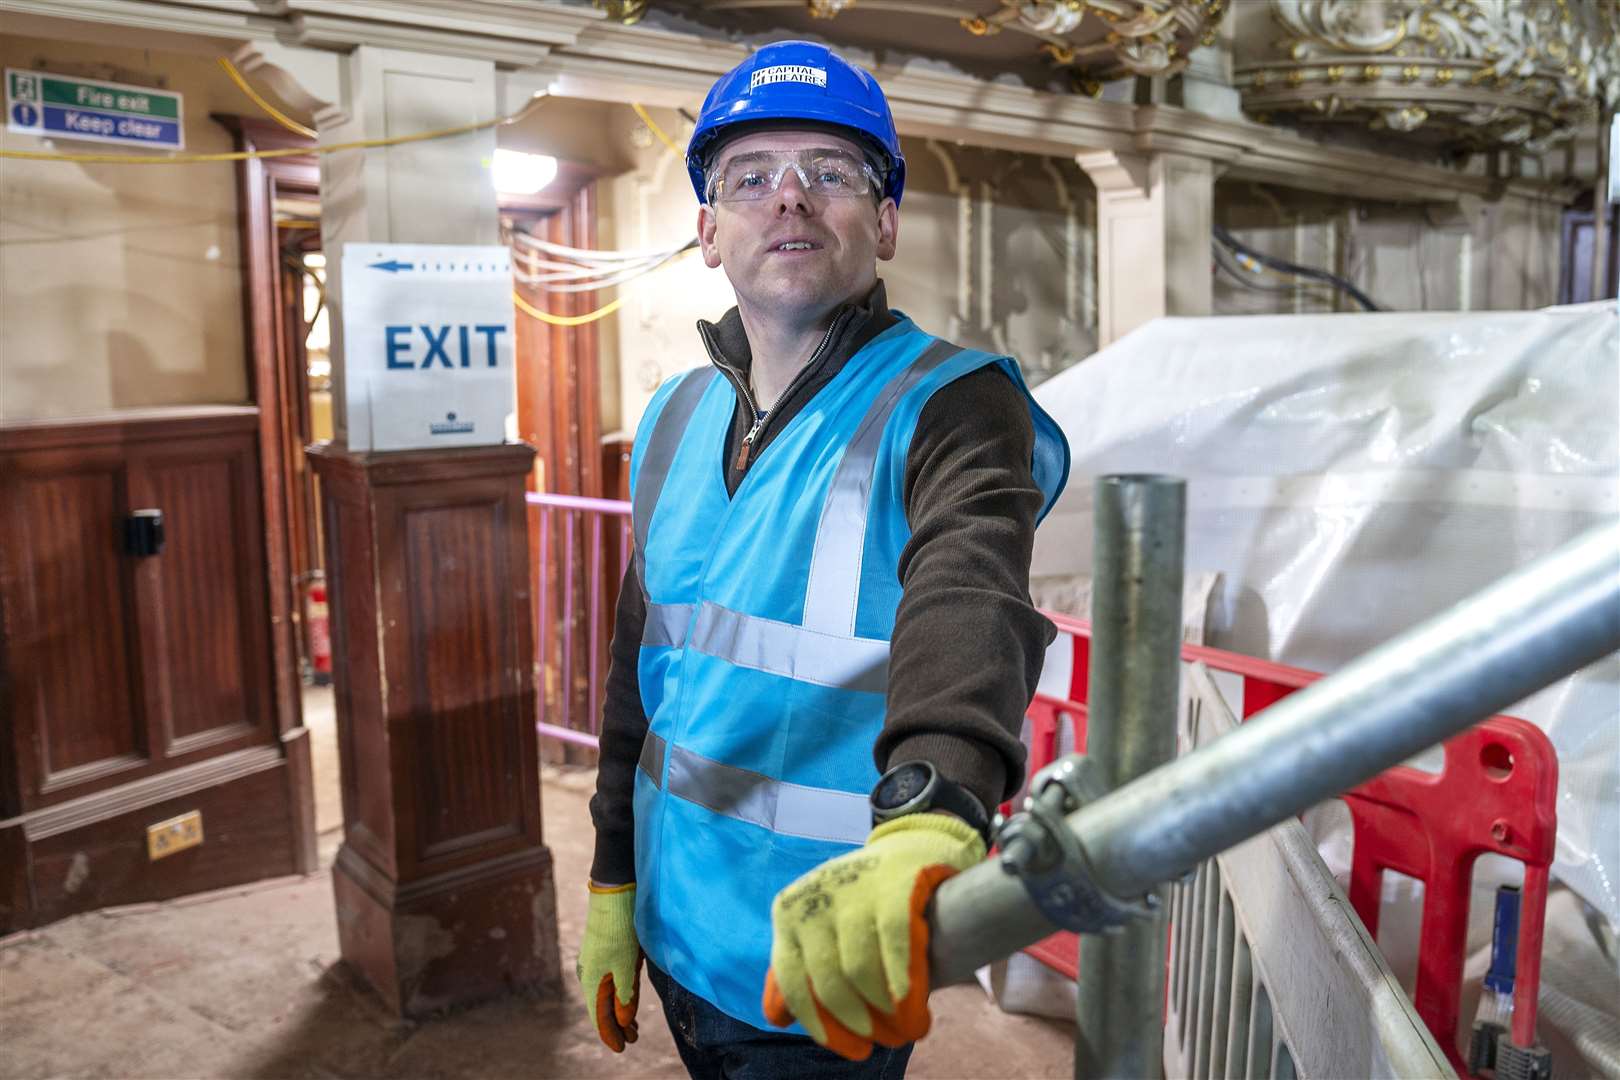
left=701, top=311, right=849, bottom=476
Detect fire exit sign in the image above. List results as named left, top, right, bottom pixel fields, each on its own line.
left=6, top=68, right=184, bottom=150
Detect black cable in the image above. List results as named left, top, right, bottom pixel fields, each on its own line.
left=1211, top=243, right=1309, bottom=294
left=1213, top=224, right=1382, bottom=312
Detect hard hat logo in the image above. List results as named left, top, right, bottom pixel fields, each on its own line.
left=749, top=65, right=828, bottom=91
left=687, top=40, right=907, bottom=207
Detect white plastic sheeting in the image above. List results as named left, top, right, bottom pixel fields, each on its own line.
left=1030, top=303, right=1620, bottom=926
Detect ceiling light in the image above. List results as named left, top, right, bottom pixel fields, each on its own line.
left=492, top=149, right=558, bottom=195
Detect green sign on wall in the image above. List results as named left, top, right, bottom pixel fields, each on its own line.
left=6, top=68, right=184, bottom=150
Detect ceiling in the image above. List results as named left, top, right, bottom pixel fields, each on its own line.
left=621, top=1, right=1224, bottom=92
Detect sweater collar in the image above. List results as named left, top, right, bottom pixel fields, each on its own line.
left=696, top=280, right=892, bottom=379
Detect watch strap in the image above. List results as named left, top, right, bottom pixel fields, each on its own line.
left=925, top=772, right=992, bottom=846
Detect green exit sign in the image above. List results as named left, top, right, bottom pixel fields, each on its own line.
left=7, top=68, right=184, bottom=149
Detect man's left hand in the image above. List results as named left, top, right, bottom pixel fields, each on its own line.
left=762, top=813, right=986, bottom=1060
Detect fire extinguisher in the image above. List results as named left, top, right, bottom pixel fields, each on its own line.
left=306, top=575, right=333, bottom=686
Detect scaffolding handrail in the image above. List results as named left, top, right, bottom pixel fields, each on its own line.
left=928, top=518, right=1620, bottom=986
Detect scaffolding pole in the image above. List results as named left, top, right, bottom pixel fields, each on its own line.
left=1075, top=476, right=1184, bottom=1080
left=929, top=519, right=1620, bottom=999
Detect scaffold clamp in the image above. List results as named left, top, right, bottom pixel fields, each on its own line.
left=994, top=754, right=1157, bottom=934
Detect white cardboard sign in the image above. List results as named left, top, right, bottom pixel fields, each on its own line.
left=341, top=243, right=514, bottom=452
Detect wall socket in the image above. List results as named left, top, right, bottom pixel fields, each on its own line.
left=146, top=810, right=204, bottom=860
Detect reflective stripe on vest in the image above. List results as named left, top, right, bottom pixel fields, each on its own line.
left=636, top=731, right=869, bottom=845
left=801, top=338, right=961, bottom=636
left=633, top=340, right=963, bottom=690
left=638, top=727, right=667, bottom=787
left=690, top=600, right=889, bottom=693
left=643, top=601, right=694, bottom=649
left=632, top=367, right=718, bottom=595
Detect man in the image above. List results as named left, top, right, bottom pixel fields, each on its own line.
left=577, top=40, right=1069, bottom=1078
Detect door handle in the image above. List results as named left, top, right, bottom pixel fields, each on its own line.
left=124, top=509, right=165, bottom=557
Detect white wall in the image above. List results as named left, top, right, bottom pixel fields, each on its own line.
left=0, top=31, right=249, bottom=420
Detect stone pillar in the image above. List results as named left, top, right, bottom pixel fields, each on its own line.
left=244, top=43, right=560, bottom=1015
left=1076, top=151, right=1215, bottom=346
left=318, top=47, right=501, bottom=447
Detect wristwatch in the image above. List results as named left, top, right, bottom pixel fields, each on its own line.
left=870, top=761, right=993, bottom=846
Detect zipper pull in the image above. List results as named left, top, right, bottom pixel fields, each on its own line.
left=735, top=420, right=764, bottom=473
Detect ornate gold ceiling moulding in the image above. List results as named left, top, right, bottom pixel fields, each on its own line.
left=593, top=1, right=1230, bottom=90
left=1235, top=0, right=1620, bottom=151
left=595, top=0, right=649, bottom=24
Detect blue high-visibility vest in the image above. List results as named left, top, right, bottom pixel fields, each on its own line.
left=627, top=318, right=1069, bottom=1030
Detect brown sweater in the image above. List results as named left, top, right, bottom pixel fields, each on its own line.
left=589, top=281, right=1054, bottom=884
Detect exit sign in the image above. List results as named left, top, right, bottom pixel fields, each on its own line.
left=6, top=68, right=184, bottom=150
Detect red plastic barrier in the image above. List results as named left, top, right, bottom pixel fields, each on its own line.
left=1343, top=719, right=1556, bottom=1061
left=1016, top=613, right=1557, bottom=1072
left=1007, top=692, right=1089, bottom=980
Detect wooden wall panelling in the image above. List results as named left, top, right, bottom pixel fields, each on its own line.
left=0, top=409, right=313, bottom=929
left=22, top=748, right=296, bottom=925
left=0, top=447, right=148, bottom=800
left=137, top=434, right=274, bottom=755
left=1, top=414, right=272, bottom=807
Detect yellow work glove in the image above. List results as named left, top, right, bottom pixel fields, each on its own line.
left=763, top=813, right=986, bottom=1061
left=576, top=882, right=642, bottom=1053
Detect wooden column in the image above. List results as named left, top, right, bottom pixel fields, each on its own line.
left=307, top=442, right=559, bottom=1015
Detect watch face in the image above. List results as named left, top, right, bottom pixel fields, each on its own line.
left=875, top=763, right=932, bottom=811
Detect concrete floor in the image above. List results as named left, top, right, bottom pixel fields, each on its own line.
left=0, top=688, right=1073, bottom=1079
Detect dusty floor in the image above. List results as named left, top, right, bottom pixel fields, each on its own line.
left=0, top=688, right=1072, bottom=1079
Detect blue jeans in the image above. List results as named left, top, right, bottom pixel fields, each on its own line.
left=646, top=961, right=916, bottom=1080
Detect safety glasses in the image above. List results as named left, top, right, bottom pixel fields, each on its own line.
left=707, top=148, right=883, bottom=204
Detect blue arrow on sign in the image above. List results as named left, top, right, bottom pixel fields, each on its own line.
left=369, top=259, right=415, bottom=273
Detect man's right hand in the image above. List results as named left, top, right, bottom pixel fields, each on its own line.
left=577, top=881, right=643, bottom=1052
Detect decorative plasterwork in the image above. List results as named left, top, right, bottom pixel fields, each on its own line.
left=1235, top=0, right=1620, bottom=150
left=600, top=1, right=1230, bottom=88
left=958, top=0, right=1230, bottom=82
left=3, top=0, right=1575, bottom=207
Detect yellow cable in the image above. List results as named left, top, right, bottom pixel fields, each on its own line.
left=0, top=93, right=548, bottom=165
left=218, top=57, right=317, bottom=139
left=631, top=103, right=684, bottom=157
left=513, top=291, right=626, bottom=327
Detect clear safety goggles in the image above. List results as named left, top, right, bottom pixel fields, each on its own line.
left=706, top=148, right=884, bottom=204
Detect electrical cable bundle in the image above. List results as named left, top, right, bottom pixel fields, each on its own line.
left=510, top=233, right=697, bottom=293
left=1212, top=224, right=1382, bottom=312
left=508, top=234, right=698, bottom=326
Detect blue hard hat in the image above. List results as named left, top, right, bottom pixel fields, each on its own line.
left=687, top=40, right=906, bottom=206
